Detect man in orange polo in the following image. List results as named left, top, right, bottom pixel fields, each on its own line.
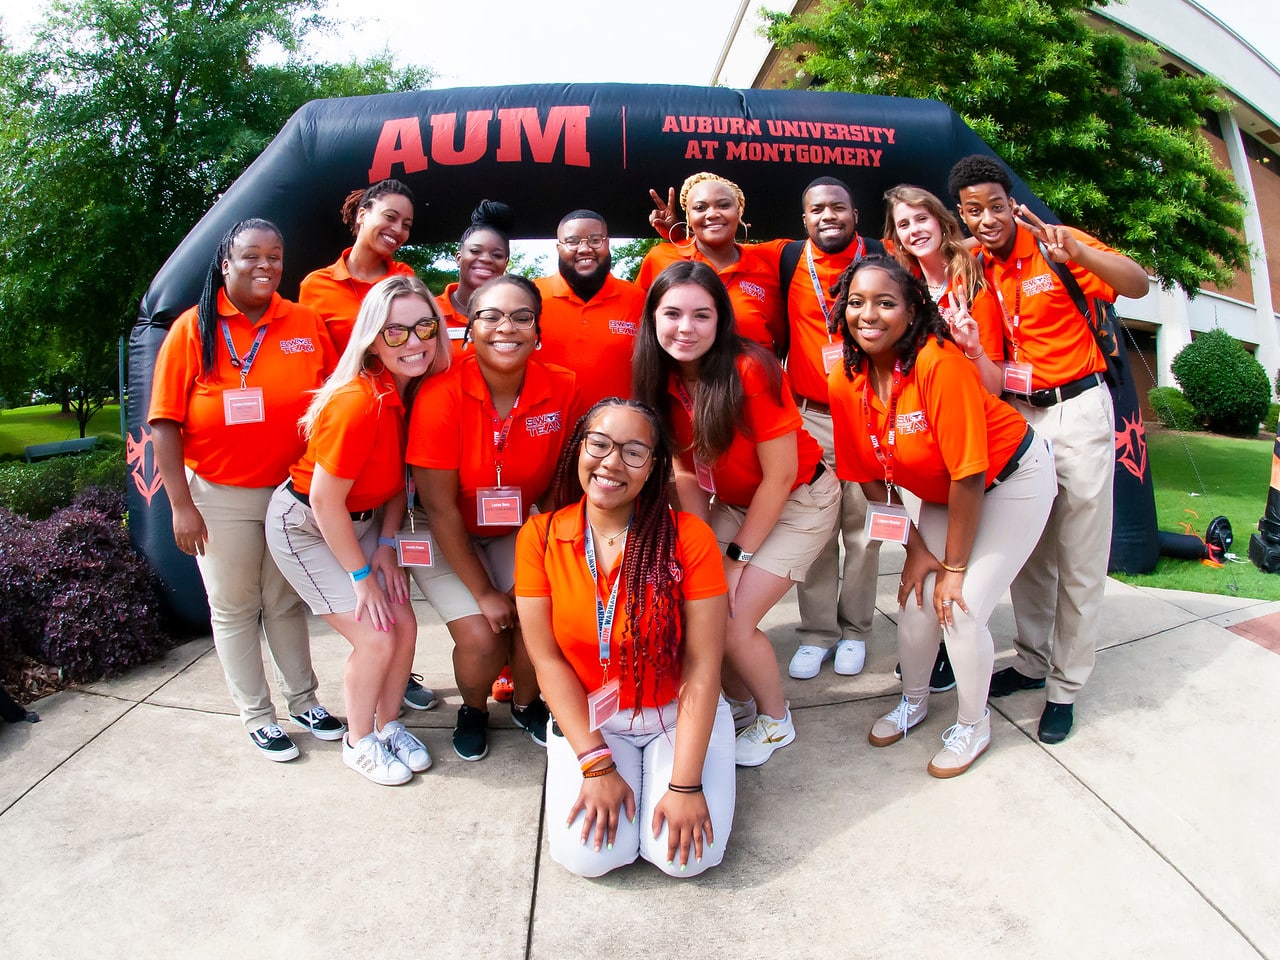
left=784, top=177, right=898, bottom=684
left=535, top=210, right=646, bottom=419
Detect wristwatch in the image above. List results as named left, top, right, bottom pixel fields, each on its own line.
left=725, top=541, right=754, bottom=563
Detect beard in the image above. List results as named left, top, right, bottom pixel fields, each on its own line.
left=559, top=254, right=612, bottom=301
left=813, top=230, right=856, bottom=255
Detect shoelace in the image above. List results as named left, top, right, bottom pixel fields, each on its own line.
left=386, top=725, right=422, bottom=758
left=307, top=706, right=331, bottom=722
left=938, top=722, right=975, bottom=755
left=261, top=723, right=287, bottom=740
left=742, top=715, right=776, bottom=744
left=888, top=696, right=923, bottom=735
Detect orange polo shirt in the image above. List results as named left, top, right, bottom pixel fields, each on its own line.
left=298, top=248, right=416, bottom=352
left=785, top=237, right=878, bottom=403
left=436, top=282, right=472, bottom=357
left=828, top=338, right=1028, bottom=505
left=514, top=501, right=728, bottom=710
left=287, top=368, right=406, bottom=513
left=637, top=239, right=788, bottom=351
left=979, top=225, right=1117, bottom=390
left=148, top=291, right=336, bottom=488
left=406, top=354, right=580, bottom=536
left=667, top=352, right=824, bottom=508
left=534, top=272, right=646, bottom=416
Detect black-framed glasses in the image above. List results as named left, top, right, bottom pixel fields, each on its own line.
left=582, top=431, right=654, bottom=468
left=558, top=234, right=607, bottom=249
left=381, top=318, right=439, bottom=347
left=472, top=308, right=537, bottom=329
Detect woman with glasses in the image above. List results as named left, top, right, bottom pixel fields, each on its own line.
left=437, top=200, right=515, bottom=351
left=300, top=179, right=418, bottom=352
left=266, top=275, right=449, bottom=785
left=514, top=398, right=734, bottom=878
left=406, top=275, right=580, bottom=761
left=634, top=262, right=840, bottom=768
left=150, top=219, right=342, bottom=763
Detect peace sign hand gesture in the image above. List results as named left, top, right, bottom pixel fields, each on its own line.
left=648, top=187, right=677, bottom=239
left=1013, top=202, right=1080, bottom=263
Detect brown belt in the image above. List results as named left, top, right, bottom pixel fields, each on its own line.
left=797, top=396, right=831, bottom=416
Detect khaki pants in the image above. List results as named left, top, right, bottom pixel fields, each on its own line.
left=188, top=471, right=318, bottom=732
left=794, top=405, right=883, bottom=644
left=1007, top=386, right=1115, bottom=703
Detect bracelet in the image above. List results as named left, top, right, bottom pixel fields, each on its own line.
left=667, top=782, right=704, bottom=794
left=378, top=536, right=396, bottom=549
left=940, top=561, right=967, bottom=573
left=582, top=761, right=617, bottom=779
left=578, top=747, right=613, bottom=772
left=349, top=564, right=372, bottom=582
left=964, top=349, right=983, bottom=360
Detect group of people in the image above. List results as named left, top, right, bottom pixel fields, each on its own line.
left=148, top=154, right=1146, bottom=878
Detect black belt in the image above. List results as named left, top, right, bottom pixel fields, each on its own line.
left=797, top=397, right=831, bottom=416
left=986, top=427, right=1036, bottom=492
left=1004, top=372, right=1102, bottom=408
left=285, top=480, right=375, bottom=522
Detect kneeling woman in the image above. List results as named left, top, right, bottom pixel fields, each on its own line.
left=828, top=256, right=1055, bottom=777
left=515, top=399, right=734, bottom=877
left=267, top=275, right=449, bottom=786
left=634, top=261, right=840, bottom=768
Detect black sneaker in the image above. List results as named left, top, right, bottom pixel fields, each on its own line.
left=402, top=674, right=438, bottom=711
left=1038, top=701, right=1074, bottom=744
left=289, top=705, right=347, bottom=741
left=511, top=698, right=549, bottom=747
left=930, top=648, right=956, bottom=693
left=988, top=666, right=1046, bottom=698
left=453, top=705, right=489, bottom=761
left=250, top=723, right=299, bottom=762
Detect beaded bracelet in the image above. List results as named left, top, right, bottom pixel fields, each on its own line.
left=578, top=747, right=613, bottom=773
left=378, top=536, right=396, bottom=549
left=582, top=761, right=617, bottom=779
left=940, top=561, right=967, bottom=574
left=667, top=782, right=703, bottom=794
left=349, top=564, right=372, bottom=583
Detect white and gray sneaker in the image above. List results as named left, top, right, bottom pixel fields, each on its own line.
left=378, top=720, right=431, bottom=773
left=249, top=723, right=299, bottom=762
left=788, top=645, right=831, bottom=679
left=833, top=638, right=867, bottom=676
left=343, top=732, right=412, bottom=785
left=735, top=706, right=796, bottom=767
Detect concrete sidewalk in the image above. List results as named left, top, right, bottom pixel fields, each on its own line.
left=2, top=548, right=1278, bottom=960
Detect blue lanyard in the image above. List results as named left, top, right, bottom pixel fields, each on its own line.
left=220, top=322, right=268, bottom=387
left=582, top=512, right=624, bottom=668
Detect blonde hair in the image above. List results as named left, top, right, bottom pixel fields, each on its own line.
left=679, top=171, right=746, bottom=219
left=881, top=184, right=984, bottom=301
left=300, top=275, right=449, bottom=438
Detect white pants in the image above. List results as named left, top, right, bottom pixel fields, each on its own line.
left=545, top=699, right=737, bottom=878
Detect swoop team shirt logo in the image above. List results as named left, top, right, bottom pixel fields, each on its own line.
left=896, top=410, right=928, bottom=435
left=738, top=280, right=767, bottom=303
left=1021, top=274, right=1055, bottom=298
left=278, top=337, right=317, bottom=354
left=525, top=412, right=564, bottom=436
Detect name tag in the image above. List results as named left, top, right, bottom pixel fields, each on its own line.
left=476, top=486, right=523, bottom=526
left=865, top=502, right=911, bottom=544
left=1002, top=362, right=1034, bottom=395
left=222, top=388, right=264, bottom=425
left=394, top=532, right=434, bottom=567
left=821, top=342, right=843, bottom=375
left=587, top=678, right=620, bottom=731
left=694, top=459, right=717, bottom=495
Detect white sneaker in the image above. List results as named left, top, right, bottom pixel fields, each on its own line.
left=378, top=720, right=432, bottom=773
left=833, top=638, right=867, bottom=676
left=735, top=707, right=796, bottom=767
left=726, top=695, right=757, bottom=734
left=868, top=695, right=928, bottom=747
left=788, top=645, right=831, bottom=680
left=343, top=733, right=412, bottom=785
left=928, top=711, right=991, bottom=779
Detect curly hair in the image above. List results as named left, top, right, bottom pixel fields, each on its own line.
left=946, top=154, right=1013, bottom=201
left=829, top=255, right=951, bottom=380
left=678, top=171, right=746, bottom=219
left=548, top=398, right=683, bottom=709
left=340, top=179, right=414, bottom=236
left=881, top=184, right=985, bottom=302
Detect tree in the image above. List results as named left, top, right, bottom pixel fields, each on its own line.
left=766, top=0, right=1249, bottom=295
left=0, top=0, right=429, bottom=428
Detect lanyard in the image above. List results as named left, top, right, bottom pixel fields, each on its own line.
left=487, top=393, right=520, bottom=487
left=583, top=513, right=623, bottom=678
left=862, top=359, right=903, bottom=495
left=990, top=259, right=1023, bottom=362
left=673, top=376, right=695, bottom=415
left=221, top=322, right=268, bottom=388
left=805, top=237, right=865, bottom=332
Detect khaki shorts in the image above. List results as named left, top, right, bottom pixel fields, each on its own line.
left=709, top=467, right=841, bottom=581
left=265, top=485, right=382, bottom=616
left=401, top=507, right=518, bottom=624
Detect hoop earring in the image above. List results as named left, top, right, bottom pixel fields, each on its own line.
left=737, top=220, right=750, bottom=244
left=362, top=353, right=386, bottom=376
left=671, top=221, right=695, bottom=252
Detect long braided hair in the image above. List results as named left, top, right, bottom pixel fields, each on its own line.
left=195, top=218, right=282, bottom=380
left=549, top=398, right=683, bottom=708
left=829, top=255, right=951, bottom=381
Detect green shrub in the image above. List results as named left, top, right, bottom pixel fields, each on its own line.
left=1148, top=386, right=1202, bottom=431
left=1171, top=329, right=1271, bottom=436
left=1266, top=403, right=1280, bottom=434
left=75, top=445, right=126, bottom=493
left=0, top=458, right=79, bottom=520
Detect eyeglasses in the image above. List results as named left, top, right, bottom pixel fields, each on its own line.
left=381, top=318, right=439, bottom=347
left=472, top=308, right=537, bottom=329
left=582, top=431, right=654, bottom=468
left=557, top=234, right=607, bottom=250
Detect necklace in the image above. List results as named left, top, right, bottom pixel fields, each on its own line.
left=926, top=278, right=946, bottom=298
left=590, top=522, right=630, bottom=547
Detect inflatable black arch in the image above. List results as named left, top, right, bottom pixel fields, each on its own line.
left=126, top=83, right=1159, bottom=629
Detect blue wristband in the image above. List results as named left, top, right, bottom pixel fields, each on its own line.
left=378, top=536, right=396, bottom=549
left=349, top=564, right=372, bottom=583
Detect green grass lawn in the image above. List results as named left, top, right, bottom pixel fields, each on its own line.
left=0, top=403, right=123, bottom=458
left=1112, top=428, right=1279, bottom=600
